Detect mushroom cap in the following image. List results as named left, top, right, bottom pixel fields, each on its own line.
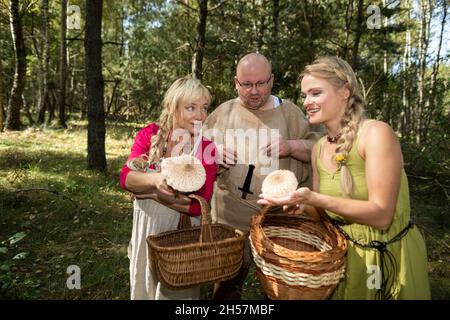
left=160, top=155, right=206, bottom=192
left=261, top=169, right=298, bottom=198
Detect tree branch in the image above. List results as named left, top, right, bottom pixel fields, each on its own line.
left=435, top=179, right=450, bottom=205
left=209, top=0, right=228, bottom=12
left=177, top=0, right=196, bottom=11
left=103, top=41, right=123, bottom=46
left=360, top=72, right=383, bottom=100
left=67, top=30, right=84, bottom=39
left=19, top=0, right=38, bottom=19
left=407, top=174, right=434, bottom=180
left=104, top=79, right=121, bottom=83
left=326, top=37, right=346, bottom=50
left=67, top=37, right=84, bottom=42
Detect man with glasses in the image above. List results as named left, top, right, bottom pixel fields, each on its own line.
left=203, top=53, right=321, bottom=300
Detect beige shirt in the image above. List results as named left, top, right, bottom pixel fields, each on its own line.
left=203, top=98, right=322, bottom=231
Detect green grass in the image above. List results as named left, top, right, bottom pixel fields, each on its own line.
left=0, top=120, right=448, bottom=299
left=408, top=177, right=450, bottom=300
left=0, top=121, right=137, bottom=299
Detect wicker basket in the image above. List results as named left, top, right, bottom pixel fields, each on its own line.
left=249, top=206, right=347, bottom=300
left=147, top=194, right=245, bottom=289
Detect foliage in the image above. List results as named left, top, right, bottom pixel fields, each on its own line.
left=0, top=231, right=36, bottom=299
left=1, top=1, right=448, bottom=142
left=0, top=121, right=135, bottom=299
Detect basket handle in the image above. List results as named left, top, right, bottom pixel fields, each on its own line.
left=188, top=194, right=213, bottom=243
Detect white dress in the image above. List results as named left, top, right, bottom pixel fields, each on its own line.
left=128, top=198, right=200, bottom=300
left=127, top=134, right=204, bottom=300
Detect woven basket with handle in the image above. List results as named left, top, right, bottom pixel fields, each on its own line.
left=250, top=206, right=347, bottom=300
left=147, top=194, right=245, bottom=289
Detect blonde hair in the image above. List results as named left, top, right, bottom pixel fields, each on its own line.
left=301, top=56, right=365, bottom=197
left=128, top=75, right=211, bottom=171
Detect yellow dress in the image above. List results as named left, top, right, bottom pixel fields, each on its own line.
left=316, top=130, right=431, bottom=300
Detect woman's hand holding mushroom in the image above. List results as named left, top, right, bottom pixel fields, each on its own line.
left=152, top=172, right=177, bottom=196
left=258, top=187, right=313, bottom=208
left=152, top=190, right=191, bottom=206
left=133, top=190, right=190, bottom=207
left=282, top=203, right=306, bottom=216
left=258, top=186, right=321, bottom=221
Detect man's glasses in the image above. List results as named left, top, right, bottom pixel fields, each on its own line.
left=236, top=75, right=272, bottom=90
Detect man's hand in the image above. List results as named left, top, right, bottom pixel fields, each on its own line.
left=262, top=138, right=292, bottom=158
left=263, top=139, right=311, bottom=162
left=216, top=144, right=237, bottom=168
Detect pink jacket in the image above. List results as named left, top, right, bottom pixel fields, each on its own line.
left=120, top=123, right=217, bottom=216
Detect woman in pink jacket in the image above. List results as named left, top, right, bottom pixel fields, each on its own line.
left=120, top=75, right=217, bottom=300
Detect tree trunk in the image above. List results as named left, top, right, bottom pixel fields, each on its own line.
left=22, top=94, right=35, bottom=125
left=37, top=0, right=50, bottom=125
left=351, top=0, right=364, bottom=69
left=401, top=0, right=412, bottom=139
left=0, top=59, right=4, bottom=132
left=6, top=0, right=27, bottom=131
left=192, top=0, right=208, bottom=80
left=423, top=0, right=447, bottom=143
left=80, top=86, right=87, bottom=120
left=300, top=0, right=314, bottom=61
left=416, top=0, right=432, bottom=144
left=46, top=82, right=56, bottom=125
left=271, top=0, right=280, bottom=68
left=30, top=9, right=43, bottom=117
left=381, top=0, right=389, bottom=122
left=85, top=0, right=106, bottom=172
left=252, top=0, right=265, bottom=53
left=68, top=51, right=74, bottom=115
left=341, top=0, right=354, bottom=60
left=382, top=50, right=389, bottom=122
left=68, top=45, right=76, bottom=115
left=58, top=0, right=68, bottom=128
left=256, top=9, right=265, bottom=53
left=106, top=80, right=120, bottom=117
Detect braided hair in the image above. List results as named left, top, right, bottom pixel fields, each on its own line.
left=301, top=56, right=365, bottom=197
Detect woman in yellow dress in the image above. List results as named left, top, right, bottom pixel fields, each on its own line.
left=258, top=56, right=431, bottom=299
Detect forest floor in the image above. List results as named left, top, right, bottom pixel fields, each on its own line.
left=0, top=119, right=448, bottom=300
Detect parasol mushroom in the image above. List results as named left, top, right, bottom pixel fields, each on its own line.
left=160, top=155, right=206, bottom=192
left=261, top=169, right=298, bottom=198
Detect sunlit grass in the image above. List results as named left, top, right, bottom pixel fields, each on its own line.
left=0, top=120, right=136, bottom=299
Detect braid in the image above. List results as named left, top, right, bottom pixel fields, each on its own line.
left=334, top=95, right=364, bottom=197
left=148, top=109, right=172, bottom=165
left=126, top=109, right=172, bottom=172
